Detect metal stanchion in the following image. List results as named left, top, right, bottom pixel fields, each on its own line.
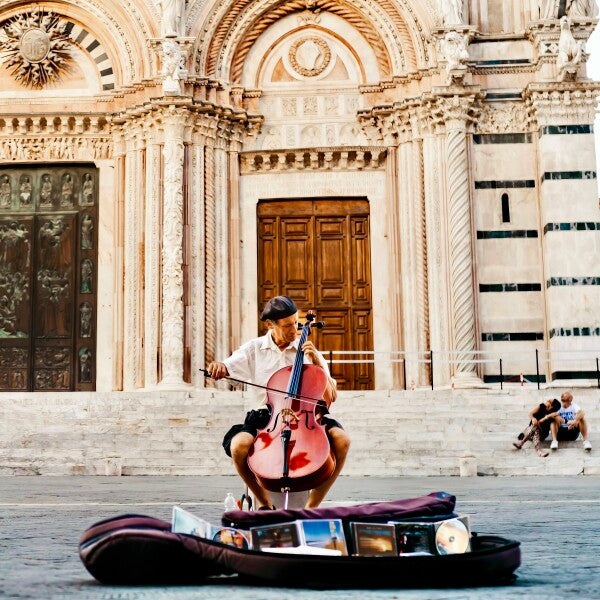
left=329, top=350, right=333, bottom=373
left=499, top=358, right=503, bottom=391
left=596, top=358, right=600, bottom=390
left=402, top=358, right=407, bottom=391
left=535, top=349, right=540, bottom=390
left=430, top=351, right=434, bottom=391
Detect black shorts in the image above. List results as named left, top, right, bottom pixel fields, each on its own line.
left=557, top=427, right=580, bottom=442
left=222, top=403, right=343, bottom=457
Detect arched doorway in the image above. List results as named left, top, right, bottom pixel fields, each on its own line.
left=257, top=198, right=373, bottom=389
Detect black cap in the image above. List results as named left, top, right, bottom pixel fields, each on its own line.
left=260, top=296, right=298, bottom=322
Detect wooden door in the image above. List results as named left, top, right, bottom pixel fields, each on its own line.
left=0, top=166, right=98, bottom=391
left=258, top=199, right=373, bottom=389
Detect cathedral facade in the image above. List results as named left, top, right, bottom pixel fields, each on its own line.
left=0, top=0, right=599, bottom=395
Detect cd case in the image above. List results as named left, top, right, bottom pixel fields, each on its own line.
left=351, top=522, right=398, bottom=556
left=251, top=519, right=347, bottom=555
left=389, top=516, right=471, bottom=556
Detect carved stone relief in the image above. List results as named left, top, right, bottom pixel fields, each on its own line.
left=80, top=302, right=92, bottom=338
left=79, top=347, right=92, bottom=383
left=81, top=174, right=95, bottom=207
left=81, top=215, right=94, bottom=250
left=19, top=175, right=32, bottom=207
left=60, top=174, right=74, bottom=208
left=80, top=259, right=93, bottom=294
left=288, top=37, right=331, bottom=77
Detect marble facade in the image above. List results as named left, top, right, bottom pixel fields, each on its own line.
left=0, top=0, right=599, bottom=392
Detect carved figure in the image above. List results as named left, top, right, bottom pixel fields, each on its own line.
left=440, top=31, right=470, bottom=83
left=557, top=16, right=583, bottom=81
left=567, top=0, right=599, bottom=17
left=80, top=259, right=93, bottom=293
left=161, top=0, right=185, bottom=37
left=440, top=0, right=464, bottom=25
left=262, top=127, right=282, bottom=150
left=79, top=302, right=92, bottom=337
left=19, top=175, right=32, bottom=206
left=161, top=39, right=184, bottom=96
left=40, top=174, right=53, bottom=207
left=60, top=173, right=73, bottom=207
left=81, top=214, right=93, bottom=249
left=79, top=347, right=92, bottom=383
left=81, top=173, right=94, bottom=206
left=0, top=176, right=11, bottom=209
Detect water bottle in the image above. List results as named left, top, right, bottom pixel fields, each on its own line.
left=224, top=492, right=237, bottom=512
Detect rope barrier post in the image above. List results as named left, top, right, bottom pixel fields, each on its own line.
left=402, top=358, right=407, bottom=391
left=499, top=358, right=503, bottom=391
left=430, top=351, right=434, bottom=391
left=535, top=349, right=540, bottom=390
left=597, top=357, right=600, bottom=390
left=329, top=350, right=333, bottom=373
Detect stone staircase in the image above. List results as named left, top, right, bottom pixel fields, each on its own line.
left=0, top=388, right=598, bottom=476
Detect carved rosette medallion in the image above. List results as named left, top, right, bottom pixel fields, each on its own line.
left=0, top=8, right=72, bottom=88
left=288, top=37, right=331, bottom=77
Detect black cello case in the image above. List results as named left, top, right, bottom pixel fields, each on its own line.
left=79, top=492, right=520, bottom=589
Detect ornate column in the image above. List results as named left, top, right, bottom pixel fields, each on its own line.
left=435, top=90, right=483, bottom=386
left=143, top=116, right=162, bottom=388
left=159, top=106, right=189, bottom=388
left=203, top=142, right=217, bottom=370
left=122, top=120, right=144, bottom=390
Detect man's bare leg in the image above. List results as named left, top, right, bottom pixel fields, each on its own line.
left=579, top=419, right=588, bottom=440
left=305, top=428, right=351, bottom=509
left=230, top=432, right=272, bottom=508
left=550, top=419, right=559, bottom=441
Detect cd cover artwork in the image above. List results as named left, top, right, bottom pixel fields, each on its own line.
left=351, top=523, right=397, bottom=556
left=212, top=527, right=252, bottom=550
left=251, top=522, right=301, bottom=551
left=391, top=522, right=434, bottom=555
left=299, top=519, right=348, bottom=555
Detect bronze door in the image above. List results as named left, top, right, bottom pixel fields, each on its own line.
left=0, top=166, right=98, bottom=391
left=258, top=199, right=374, bottom=390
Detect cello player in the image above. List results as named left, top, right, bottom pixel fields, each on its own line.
left=207, top=296, right=350, bottom=509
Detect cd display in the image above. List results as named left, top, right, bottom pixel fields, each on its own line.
left=212, top=527, right=250, bottom=550
left=435, top=519, right=470, bottom=555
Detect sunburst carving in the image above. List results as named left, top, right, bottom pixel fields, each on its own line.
left=0, top=8, right=72, bottom=89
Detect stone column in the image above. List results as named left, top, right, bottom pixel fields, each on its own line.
left=437, top=92, right=482, bottom=386
left=143, top=118, right=162, bottom=388
left=159, top=106, right=189, bottom=388
left=527, top=82, right=600, bottom=383
left=203, top=143, right=217, bottom=369
left=420, top=109, right=452, bottom=386
left=122, top=121, right=144, bottom=390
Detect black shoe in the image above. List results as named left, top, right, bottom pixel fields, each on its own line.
left=517, top=433, right=524, bottom=441
left=258, top=505, right=275, bottom=511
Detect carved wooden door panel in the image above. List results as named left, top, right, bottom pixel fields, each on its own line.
left=0, top=166, right=98, bottom=391
left=258, top=199, right=373, bottom=390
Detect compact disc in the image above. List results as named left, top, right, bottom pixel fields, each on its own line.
left=435, top=519, right=470, bottom=555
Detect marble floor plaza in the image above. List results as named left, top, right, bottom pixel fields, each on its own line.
left=0, top=475, right=599, bottom=599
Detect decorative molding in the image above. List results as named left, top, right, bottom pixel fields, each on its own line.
left=204, top=144, right=217, bottom=373
left=476, top=102, right=535, bottom=134
left=240, top=147, right=386, bottom=173
left=525, top=81, right=600, bottom=126
left=288, top=36, right=331, bottom=78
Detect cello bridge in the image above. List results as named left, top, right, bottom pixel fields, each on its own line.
left=280, top=407, right=300, bottom=425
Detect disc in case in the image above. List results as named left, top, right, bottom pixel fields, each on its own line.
left=435, top=518, right=470, bottom=555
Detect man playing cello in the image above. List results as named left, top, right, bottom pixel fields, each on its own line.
left=207, top=296, right=350, bottom=509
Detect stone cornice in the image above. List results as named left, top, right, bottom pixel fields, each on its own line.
left=524, top=81, right=600, bottom=126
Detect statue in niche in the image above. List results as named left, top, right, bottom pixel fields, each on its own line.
left=557, top=16, right=583, bottom=80
left=60, top=173, right=74, bottom=208
left=80, top=259, right=93, bottom=293
left=40, top=174, right=53, bottom=208
left=161, top=0, right=185, bottom=37
left=440, top=0, right=464, bottom=25
left=79, top=347, right=92, bottom=383
left=81, top=214, right=93, bottom=250
left=81, top=173, right=94, bottom=206
left=19, top=175, right=32, bottom=207
left=566, top=0, right=599, bottom=17
left=79, top=302, right=92, bottom=338
left=160, top=39, right=185, bottom=96
left=0, top=175, right=11, bottom=209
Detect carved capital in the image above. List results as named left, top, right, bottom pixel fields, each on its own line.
left=477, top=102, right=535, bottom=134
left=524, top=81, right=600, bottom=126
left=427, top=88, right=484, bottom=132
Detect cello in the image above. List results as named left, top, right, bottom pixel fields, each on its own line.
left=247, top=311, right=336, bottom=497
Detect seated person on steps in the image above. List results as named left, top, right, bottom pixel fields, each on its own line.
left=207, top=295, right=350, bottom=509
left=513, top=398, right=561, bottom=458
left=547, top=391, right=592, bottom=452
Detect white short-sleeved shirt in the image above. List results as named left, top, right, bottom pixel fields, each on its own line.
left=223, top=330, right=330, bottom=407
left=558, top=403, right=581, bottom=428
